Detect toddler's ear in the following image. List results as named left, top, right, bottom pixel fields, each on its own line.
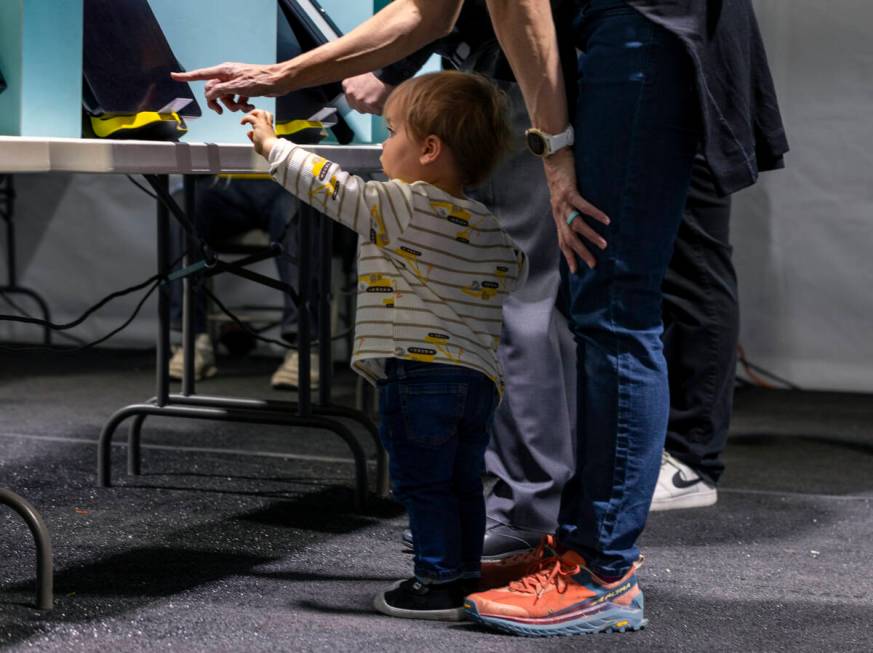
left=419, top=135, right=443, bottom=165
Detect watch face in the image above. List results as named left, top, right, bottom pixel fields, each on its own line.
left=526, top=131, right=547, bottom=156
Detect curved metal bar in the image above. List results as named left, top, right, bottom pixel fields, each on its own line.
left=156, top=394, right=387, bottom=496
left=0, top=489, right=53, bottom=611
left=99, top=403, right=369, bottom=508
left=98, top=403, right=156, bottom=487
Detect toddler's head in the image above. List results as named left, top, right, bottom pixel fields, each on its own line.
left=380, top=71, right=512, bottom=190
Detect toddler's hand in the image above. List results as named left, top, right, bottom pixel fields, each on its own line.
left=241, top=109, right=278, bottom=158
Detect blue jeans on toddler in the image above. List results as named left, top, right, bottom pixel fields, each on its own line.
left=378, top=359, right=498, bottom=584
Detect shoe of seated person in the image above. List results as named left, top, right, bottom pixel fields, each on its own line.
left=271, top=350, right=320, bottom=390
left=465, top=551, right=647, bottom=637
left=373, top=577, right=475, bottom=621
left=650, top=451, right=718, bottom=512
left=168, top=333, right=217, bottom=381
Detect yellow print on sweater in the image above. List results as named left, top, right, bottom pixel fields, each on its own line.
left=392, top=244, right=432, bottom=284
left=430, top=201, right=484, bottom=244
left=462, top=279, right=501, bottom=301
left=359, top=273, right=396, bottom=307
left=424, top=332, right=464, bottom=363
left=370, top=204, right=390, bottom=247
left=405, top=346, right=437, bottom=363
left=309, top=158, right=339, bottom=206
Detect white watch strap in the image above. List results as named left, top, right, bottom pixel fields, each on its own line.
left=547, top=125, right=574, bottom=155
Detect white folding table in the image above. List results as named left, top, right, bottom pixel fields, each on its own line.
left=0, top=136, right=385, bottom=610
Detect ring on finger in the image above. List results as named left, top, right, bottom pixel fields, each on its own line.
left=566, top=210, right=582, bottom=226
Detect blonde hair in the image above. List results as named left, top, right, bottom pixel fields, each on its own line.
left=384, top=70, right=512, bottom=187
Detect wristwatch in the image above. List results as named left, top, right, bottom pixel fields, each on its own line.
left=524, top=125, right=575, bottom=158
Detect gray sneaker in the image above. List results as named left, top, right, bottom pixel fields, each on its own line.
left=650, top=451, right=718, bottom=511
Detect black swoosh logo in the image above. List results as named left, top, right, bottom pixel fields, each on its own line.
left=672, top=471, right=703, bottom=489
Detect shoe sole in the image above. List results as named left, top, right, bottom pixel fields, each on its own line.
left=650, top=489, right=717, bottom=512
left=465, top=600, right=647, bottom=637
left=373, top=583, right=466, bottom=622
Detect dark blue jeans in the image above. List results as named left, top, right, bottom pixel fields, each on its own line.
left=557, top=0, right=700, bottom=578
left=378, top=360, right=498, bottom=583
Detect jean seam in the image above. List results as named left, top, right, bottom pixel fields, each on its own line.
left=595, top=26, right=651, bottom=563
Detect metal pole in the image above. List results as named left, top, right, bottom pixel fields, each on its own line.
left=318, top=215, right=333, bottom=406
left=182, top=176, right=197, bottom=397
left=155, top=175, right=171, bottom=406
left=297, top=205, right=312, bottom=416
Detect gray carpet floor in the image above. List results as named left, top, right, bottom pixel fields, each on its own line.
left=1, top=349, right=872, bottom=652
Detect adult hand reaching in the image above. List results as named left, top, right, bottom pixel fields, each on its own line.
left=171, top=63, right=286, bottom=114
left=342, top=73, right=395, bottom=115
left=543, top=149, right=610, bottom=273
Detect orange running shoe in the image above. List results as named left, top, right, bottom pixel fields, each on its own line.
left=465, top=549, right=647, bottom=637
left=478, top=534, right=560, bottom=591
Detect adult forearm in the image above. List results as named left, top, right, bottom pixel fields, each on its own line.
left=277, top=0, right=461, bottom=91
left=484, top=0, right=568, bottom=133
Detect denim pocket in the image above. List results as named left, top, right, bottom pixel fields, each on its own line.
left=399, top=382, right=468, bottom=448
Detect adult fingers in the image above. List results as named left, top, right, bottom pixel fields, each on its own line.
left=218, top=94, right=247, bottom=113
left=171, top=65, right=229, bottom=82
left=570, top=194, right=610, bottom=226
left=571, top=218, right=607, bottom=251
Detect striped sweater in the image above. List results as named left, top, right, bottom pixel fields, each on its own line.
left=268, top=139, right=527, bottom=392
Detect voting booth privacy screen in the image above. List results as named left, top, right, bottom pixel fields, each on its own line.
left=0, top=0, right=361, bottom=143
left=82, top=0, right=201, bottom=140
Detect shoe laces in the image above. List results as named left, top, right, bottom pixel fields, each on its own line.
left=508, top=555, right=581, bottom=602
left=494, top=533, right=557, bottom=569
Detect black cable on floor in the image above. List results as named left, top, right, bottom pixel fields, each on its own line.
left=0, top=278, right=159, bottom=353
left=0, top=290, right=88, bottom=346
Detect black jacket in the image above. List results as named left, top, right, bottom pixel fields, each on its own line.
left=626, top=0, right=788, bottom=194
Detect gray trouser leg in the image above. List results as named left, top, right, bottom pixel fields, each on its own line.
left=471, top=85, right=577, bottom=533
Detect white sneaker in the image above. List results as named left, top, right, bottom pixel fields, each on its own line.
left=650, top=451, right=717, bottom=512
left=271, top=350, right=320, bottom=390
left=168, top=333, right=217, bottom=381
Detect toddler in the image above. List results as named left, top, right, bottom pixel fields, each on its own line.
left=242, top=70, right=525, bottom=620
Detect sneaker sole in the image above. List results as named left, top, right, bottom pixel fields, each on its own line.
left=480, top=546, right=537, bottom=563
left=464, top=600, right=647, bottom=637
left=373, top=583, right=466, bottom=622
left=650, top=489, right=717, bottom=512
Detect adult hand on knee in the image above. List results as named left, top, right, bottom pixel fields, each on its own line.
left=544, top=150, right=609, bottom=273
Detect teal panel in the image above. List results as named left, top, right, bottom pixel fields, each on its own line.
left=0, top=1, right=23, bottom=135
left=148, top=0, right=277, bottom=144
left=0, top=0, right=83, bottom=137
left=19, top=0, right=83, bottom=137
